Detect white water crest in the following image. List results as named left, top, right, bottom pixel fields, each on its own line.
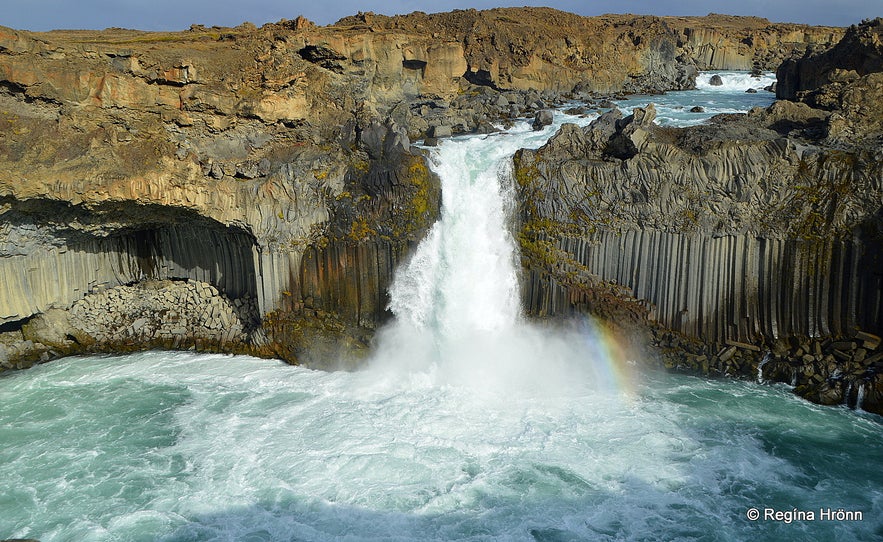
left=695, top=71, right=776, bottom=92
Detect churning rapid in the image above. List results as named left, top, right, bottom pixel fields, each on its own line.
left=1, top=77, right=882, bottom=541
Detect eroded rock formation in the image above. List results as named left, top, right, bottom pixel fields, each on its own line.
left=0, top=18, right=445, bottom=368
left=514, top=19, right=883, bottom=413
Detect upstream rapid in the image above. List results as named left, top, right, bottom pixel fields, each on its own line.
left=1, top=73, right=881, bottom=542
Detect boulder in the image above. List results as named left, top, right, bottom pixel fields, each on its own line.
left=690, top=106, right=705, bottom=112
left=428, top=125, right=452, bottom=138
left=21, top=309, right=78, bottom=349
left=532, top=110, right=554, bottom=131
left=709, top=74, right=724, bottom=86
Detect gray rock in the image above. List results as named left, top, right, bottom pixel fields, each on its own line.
left=428, top=125, right=452, bottom=138
left=709, top=74, right=724, bottom=86
left=131, top=318, right=150, bottom=333
left=532, top=110, right=554, bottom=131
left=475, top=121, right=498, bottom=134
left=21, top=309, right=76, bottom=349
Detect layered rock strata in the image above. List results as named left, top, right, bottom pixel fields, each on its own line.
left=335, top=10, right=840, bottom=94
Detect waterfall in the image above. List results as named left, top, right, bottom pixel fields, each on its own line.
left=373, top=126, right=541, bottom=386
left=387, top=132, right=524, bottom=340
left=856, top=383, right=867, bottom=411
left=757, top=351, right=771, bottom=383
left=369, top=119, right=633, bottom=396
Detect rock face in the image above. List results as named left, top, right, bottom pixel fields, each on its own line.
left=515, top=106, right=882, bottom=336
left=0, top=19, right=444, bottom=368
left=0, top=9, right=854, bottom=380
left=514, top=21, right=883, bottom=413
left=777, top=18, right=882, bottom=102
left=335, top=10, right=840, bottom=94
left=672, top=14, right=842, bottom=72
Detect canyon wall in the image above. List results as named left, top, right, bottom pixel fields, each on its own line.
left=0, top=18, right=443, bottom=367
left=333, top=9, right=841, bottom=94
left=514, top=20, right=883, bottom=412
left=0, top=8, right=859, bottom=379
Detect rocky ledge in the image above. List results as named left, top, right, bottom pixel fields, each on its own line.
left=514, top=19, right=883, bottom=414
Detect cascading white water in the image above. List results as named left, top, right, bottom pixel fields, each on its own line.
left=757, top=352, right=771, bottom=383
left=695, top=71, right=776, bottom=91
left=388, top=131, right=523, bottom=339
left=365, top=115, right=646, bottom=402
left=370, top=119, right=623, bottom=396
left=857, top=382, right=867, bottom=411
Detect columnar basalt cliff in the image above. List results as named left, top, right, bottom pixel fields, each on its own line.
left=0, top=8, right=859, bottom=392
left=515, top=19, right=883, bottom=413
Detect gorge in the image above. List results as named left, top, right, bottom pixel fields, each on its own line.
left=1, top=7, right=883, bottom=540
left=0, top=11, right=881, bottom=408
left=1, top=89, right=881, bottom=542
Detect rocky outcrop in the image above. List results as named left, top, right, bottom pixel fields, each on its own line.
left=0, top=19, right=444, bottom=368
left=1, top=278, right=258, bottom=369
left=514, top=28, right=883, bottom=412
left=515, top=105, right=882, bottom=333
left=777, top=18, right=882, bottom=102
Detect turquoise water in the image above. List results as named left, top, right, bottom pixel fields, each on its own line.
left=616, top=71, right=777, bottom=126
left=1, top=352, right=881, bottom=541
left=3, top=74, right=881, bottom=541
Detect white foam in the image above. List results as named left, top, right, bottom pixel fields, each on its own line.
left=696, top=71, right=776, bottom=92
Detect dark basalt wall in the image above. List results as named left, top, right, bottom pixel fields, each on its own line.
left=0, top=200, right=259, bottom=327
left=523, top=230, right=883, bottom=342
left=513, top=86, right=883, bottom=412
